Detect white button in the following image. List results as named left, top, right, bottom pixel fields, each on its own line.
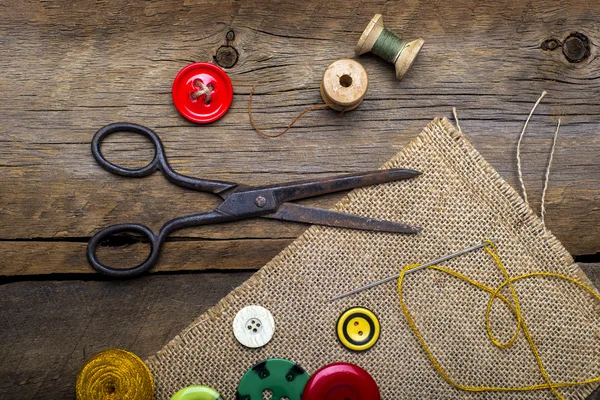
left=233, top=305, right=275, bottom=348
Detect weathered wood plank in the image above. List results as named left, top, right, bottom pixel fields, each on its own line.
left=1, top=265, right=599, bottom=399
left=1, top=0, right=599, bottom=276
left=579, top=263, right=600, bottom=287
left=0, top=272, right=254, bottom=399
left=0, top=239, right=293, bottom=275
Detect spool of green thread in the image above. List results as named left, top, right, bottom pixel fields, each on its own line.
left=356, top=14, right=424, bottom=80
left=371, top=28, right=410, bottom=64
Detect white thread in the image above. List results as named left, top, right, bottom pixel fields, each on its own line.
left=191, top=81, right=213, bottom=103
left=517, top=91, right=547, bottom=205
left=452, top=107, right=462, bottom=133
left=541, top=119, right=560, bottom=226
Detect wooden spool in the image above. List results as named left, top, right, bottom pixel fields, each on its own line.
left=320, top=59, right=369, bottom=112
left=356, top=14, right=424, bottom=80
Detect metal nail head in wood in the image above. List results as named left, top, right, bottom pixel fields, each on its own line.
left=330, top=239, right=496, bottom=302
left=356, top=14, right=424, bottom=80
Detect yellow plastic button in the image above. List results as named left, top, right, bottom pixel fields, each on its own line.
left=336, top=307, right=380, bottom=351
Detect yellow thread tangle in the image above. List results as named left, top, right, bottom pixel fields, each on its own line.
left=398, top=240, right=600, bottom=400
left=76, top=348, right=154, bottom=400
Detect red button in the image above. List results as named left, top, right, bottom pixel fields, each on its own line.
left=302, top=362, right=380, bottom=400
left=172, top=62, right=233, bottom=124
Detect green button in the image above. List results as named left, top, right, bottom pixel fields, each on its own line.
left=170, top=385, right=223, bottom=400
left=236, top=358, right=309, bottom=400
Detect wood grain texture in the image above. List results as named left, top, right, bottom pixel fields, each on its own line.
left=1, top=265, right=599, bottom=400
left=0, top=0, right=599, bottom=276
left=0, top=239, right=292, bottom=275
left=0, top=272, right=254, bottom=399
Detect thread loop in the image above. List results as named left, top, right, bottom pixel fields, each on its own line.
left=398, top=240, right=600, bottom=399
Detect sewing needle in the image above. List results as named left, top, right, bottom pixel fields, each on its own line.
left=329, top=239, right=496, bottom=302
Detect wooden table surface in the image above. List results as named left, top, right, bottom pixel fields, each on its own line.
left=1, top=0, right=599, bottom=398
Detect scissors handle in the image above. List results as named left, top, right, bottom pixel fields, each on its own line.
left=87, top=223, right=160, bottom=277
left=87, top=210, right=238, bottom=277
left=91, top=123, right=237, bottom=194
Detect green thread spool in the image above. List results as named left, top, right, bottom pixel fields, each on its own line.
left=356, top=14, right=424, bottom=80
left=372, top=28, right=409, bottom=64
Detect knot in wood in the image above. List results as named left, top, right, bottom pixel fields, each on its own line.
left=226, top=30, right=235, bottom=42
left=216, top=45, right=239, bottom=68
left=541, top=38, right=560, bottom=51
left=562, top=32, right=590, bottom=63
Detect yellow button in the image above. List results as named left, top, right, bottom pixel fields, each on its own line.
left=336, top=307, right=380, bottom=351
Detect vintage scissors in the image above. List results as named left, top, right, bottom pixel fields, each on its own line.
left=87, top=123, right=422, bottom=277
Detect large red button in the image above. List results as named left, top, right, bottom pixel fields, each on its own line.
left=302, top=363, right=380, bottom=400
left=172, top=62, right=233, bottom=124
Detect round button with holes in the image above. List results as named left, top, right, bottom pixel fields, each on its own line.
left=172, top=62, right=233, bottom=124
left=302, top=362, right=380, bottom=400
left=336, top=307, right=380, bottom=352
left=170, top=385, right=223, bottom=400
left=233, top=305, right=275, bottom=348
left=236, top=358, right=310, bottom=400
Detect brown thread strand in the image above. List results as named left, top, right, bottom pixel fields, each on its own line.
left=248, top=87, right=337, bottom=138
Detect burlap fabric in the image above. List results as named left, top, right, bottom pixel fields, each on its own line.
left=147, top=118, right=600, bottom=399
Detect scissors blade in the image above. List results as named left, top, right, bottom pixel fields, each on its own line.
left=260, top=168, right=421, bottom=204
left=263, top=203, right=421, bottom=233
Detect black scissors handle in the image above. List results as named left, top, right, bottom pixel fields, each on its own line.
left=87, top=210, right=238, bottom=278
left=87, top=223, right=160, bottom=277
left=89, top=123, right=240, bottom=277
left=91, top=123, right=237, bottom=194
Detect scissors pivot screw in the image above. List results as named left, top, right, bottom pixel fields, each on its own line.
left=255, top=196, right=267, bottom=208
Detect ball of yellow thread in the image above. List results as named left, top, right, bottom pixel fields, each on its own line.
left=76, top=348, right=154, bottom=400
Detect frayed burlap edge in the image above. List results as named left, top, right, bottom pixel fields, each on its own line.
left=146, top=117, right=599, bottom=399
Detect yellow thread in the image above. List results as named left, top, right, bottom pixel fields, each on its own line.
left=76, top=348, right=154, bottom=400
left=398, top=240, right=600, bottom=399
